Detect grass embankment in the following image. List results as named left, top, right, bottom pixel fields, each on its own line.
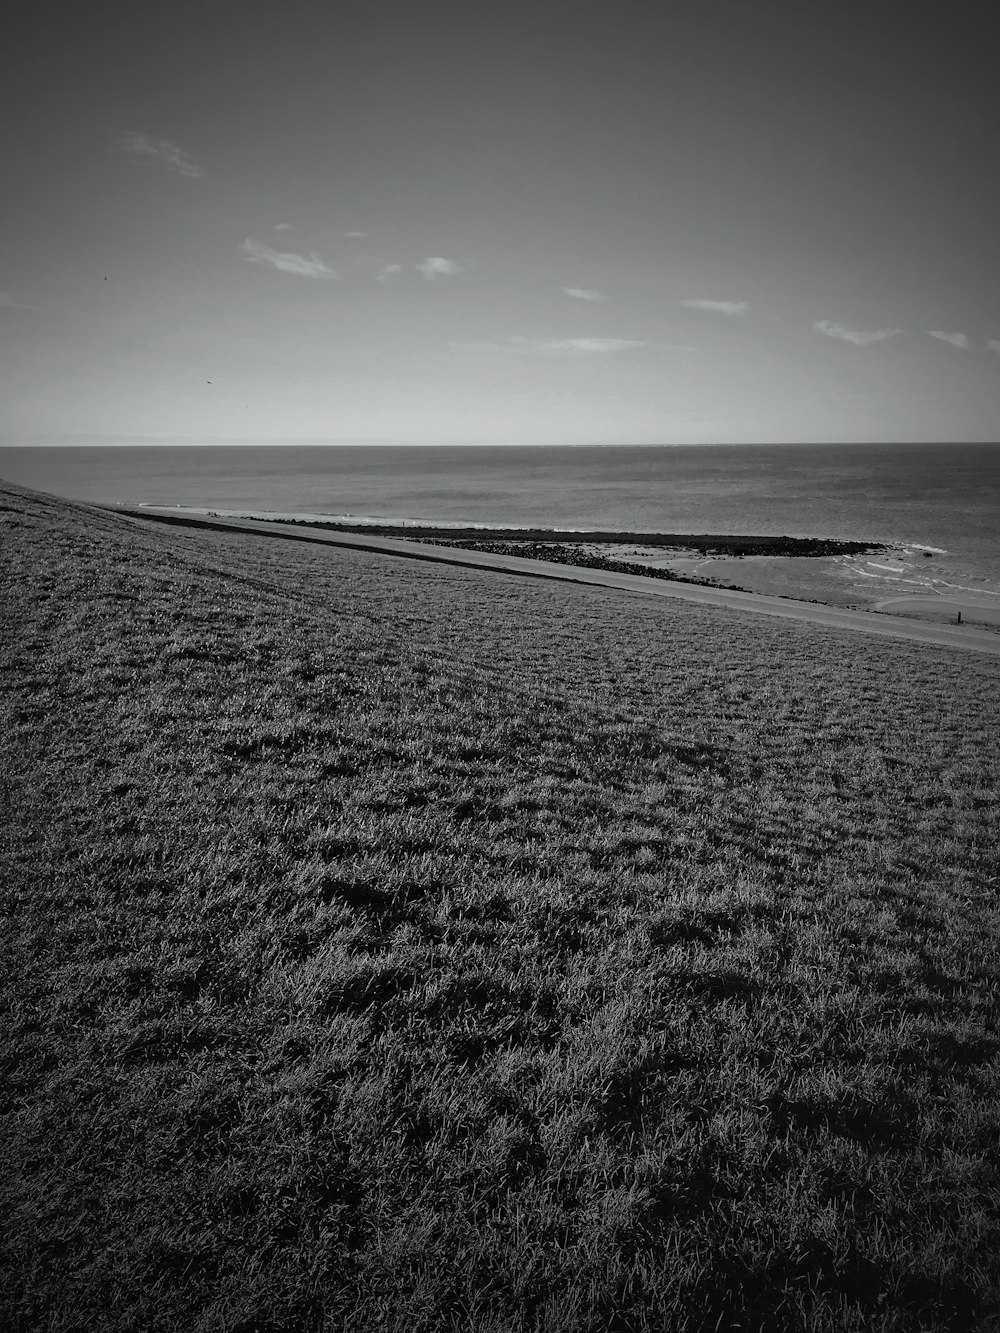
left=2, top=481, right=999, bottom=1332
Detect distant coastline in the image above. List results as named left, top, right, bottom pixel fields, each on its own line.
left=4, top=439, right=997, bottom=609
left=273, top=517, right=886, bottom=557
left=112, top=504, right=1000, bottom=639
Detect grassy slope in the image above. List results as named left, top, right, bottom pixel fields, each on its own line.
left=2, top=481, right=999, bottom=1333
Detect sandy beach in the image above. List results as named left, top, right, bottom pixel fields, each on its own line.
left=569, top=542, right=1000, bottom=613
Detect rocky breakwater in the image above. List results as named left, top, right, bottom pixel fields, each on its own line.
left=411, top=533, right=887, bottom=589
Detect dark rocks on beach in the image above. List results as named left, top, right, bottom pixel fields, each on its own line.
left=429, top=542, right=684, bottom=582
left=300, top=522, right=885, bottom=559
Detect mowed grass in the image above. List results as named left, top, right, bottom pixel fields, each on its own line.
left=2, top=481, right=999, bottom=1333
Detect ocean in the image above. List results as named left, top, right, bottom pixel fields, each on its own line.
left=3, top=442, right=999, bottom=608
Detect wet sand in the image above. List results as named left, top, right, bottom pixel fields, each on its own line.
left=112, top=507, right=1000, bottom=657
left=572, top=544, right=1000, bottom=612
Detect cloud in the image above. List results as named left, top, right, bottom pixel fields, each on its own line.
left=813, top=320, right=902, bottom=346
left=679, top=299, right=748, bottom=315
left=454, top=336, right=645, bottom=357
left=417, top=256, right=464, bottom=279
left=118, top=131, right=202, bottom=177
left=518, top=337, right=643, bottom=355
left=927, top=330, right=971, bottom=350
left=987, top=339, right=1000, bottom=354
left=0, top=290, right=31, bottom=310
left=274, top=222, right=291, bottom=231
left=376, top=257, right=464, bottom=282
left=560, top=286, right=608, bottom=302
left=241, top=238, right=339, bottom=279
left=345, top=231, right=369, bottom=239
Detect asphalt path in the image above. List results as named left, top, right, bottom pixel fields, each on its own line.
left=873, top=595, right=1000, bottom=626
left=115, top=507, right=1000, bottom=658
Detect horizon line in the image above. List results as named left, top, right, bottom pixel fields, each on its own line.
left=2, top=438, right=1000, bottom=449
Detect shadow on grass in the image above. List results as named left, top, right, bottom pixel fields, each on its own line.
left=766, top=1088, right=921, bottom=1151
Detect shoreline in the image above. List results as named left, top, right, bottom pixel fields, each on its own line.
left=127, top=505, right=1000, bottom=620
left=277, top=518, right=885, bottom=558
left=108, top=506, right=1000, bottom=654
left=136, top=504, right=889, bottom=554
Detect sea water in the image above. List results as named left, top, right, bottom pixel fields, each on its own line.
left=2, top=442, right=998, bottom=605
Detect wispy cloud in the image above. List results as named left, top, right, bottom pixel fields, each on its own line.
left=813, top=320, right=901, bottom=346
left=987, top=339, right=1000, bottom=354
left=517, top=337, right=643, bottom=355
left=453, top=336, right=645, bottom=357
left=679, top=299, right=748, bottom=316
left=345, top=231, right=369, bottom=239
left=274, top=222, right=292, bottom=231
left=0, top=290, right=31, bottom=310
left=927, top=330, right=971, bottom=350
left=560, top=286, right=608, bottom=302
left=376, top=263, right=403, bottom=284
left=118, top=131, right=203, bottom=177
left=417, top=256, right=464, bottom=279
left=241, top=238, right=339, bottom=280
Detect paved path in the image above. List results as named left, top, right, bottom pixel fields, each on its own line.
left=873, top=594, right=1000, bottom=627
left=115, top=508, right=1000, bottom=658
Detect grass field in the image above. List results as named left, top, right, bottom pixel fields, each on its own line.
left=2, top=480, right=999, bottom=1332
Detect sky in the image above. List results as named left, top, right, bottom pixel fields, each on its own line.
left=2, top=0, right=999, bottom=445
